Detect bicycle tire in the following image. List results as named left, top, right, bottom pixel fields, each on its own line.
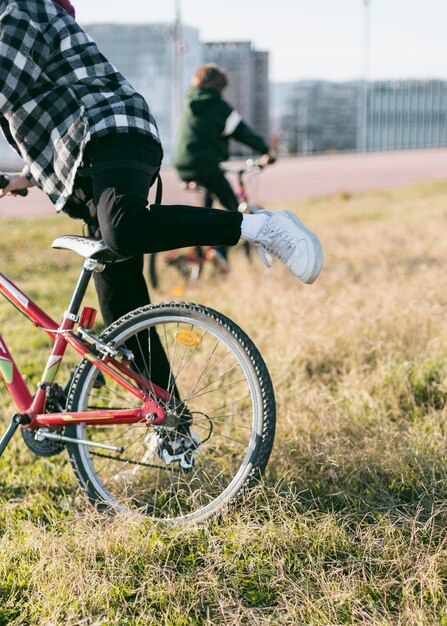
left=65, top=302, right=276, bottom=524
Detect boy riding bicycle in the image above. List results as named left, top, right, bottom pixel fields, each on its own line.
left=173, top=63, right=275, bottom=214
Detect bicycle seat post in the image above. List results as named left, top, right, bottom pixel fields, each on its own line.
left=66, top=259, right=97, bottom=320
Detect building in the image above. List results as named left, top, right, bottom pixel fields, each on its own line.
left=277, top=78, right=447, bottom=155
left=201, top=42, right=270, bottom=156
left=279, top=81, right=358, bottom=154
left=83, top=22, right=201, bottom=159
left=364, top=80, right=447, bottom=151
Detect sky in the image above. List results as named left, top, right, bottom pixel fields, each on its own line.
left=72, top=0, right=447, bottom=83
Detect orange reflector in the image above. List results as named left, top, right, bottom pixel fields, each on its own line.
left=174, top=330, right=203, bottom=347
left=172, top=285, right=185, bottom=297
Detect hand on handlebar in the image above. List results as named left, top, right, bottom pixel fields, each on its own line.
left=0, top=172, right=32, bottom=198
left=259, top=152, right=277, bottom=168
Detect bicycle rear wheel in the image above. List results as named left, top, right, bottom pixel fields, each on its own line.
left=65, top=302, right=276, bottom=524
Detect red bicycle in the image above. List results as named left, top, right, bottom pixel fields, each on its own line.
left=147, top=158, right=267, bottom=290
left=0, top=227, right=276, bottom=524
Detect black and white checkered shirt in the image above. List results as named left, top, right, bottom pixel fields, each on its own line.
left=0, top=0, right=160, bottom=210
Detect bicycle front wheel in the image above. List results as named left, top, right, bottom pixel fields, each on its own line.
left=65, top=302, right=276, bottom=524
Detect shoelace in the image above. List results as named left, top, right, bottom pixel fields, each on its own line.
left=255, top=223, right=298, bottom=268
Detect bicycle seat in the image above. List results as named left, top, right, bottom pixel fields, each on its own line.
left=52, top=236, right=128, bottom=264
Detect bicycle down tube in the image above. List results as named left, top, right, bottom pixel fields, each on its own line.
left=0, top=269, right=167, bottom=431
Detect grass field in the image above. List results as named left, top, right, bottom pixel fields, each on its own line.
left=2, top=181, right=447, bottom=625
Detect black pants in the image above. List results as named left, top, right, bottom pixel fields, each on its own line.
left=69, top=133, right=243, bottom=325
left=66, top=134, right=243, bottom=389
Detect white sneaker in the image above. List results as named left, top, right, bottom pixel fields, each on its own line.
left=253, top=210, right=323, bottom=284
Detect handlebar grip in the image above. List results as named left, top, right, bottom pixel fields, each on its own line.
left=0, top=173, right=29, bottom=197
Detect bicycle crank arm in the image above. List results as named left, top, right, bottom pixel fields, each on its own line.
left=0, top=416, right=21, bottom=457
left=37, top=430, right=125, bottom=453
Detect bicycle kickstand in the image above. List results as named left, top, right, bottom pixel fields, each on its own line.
left=0, top=414, right=26, bottom=458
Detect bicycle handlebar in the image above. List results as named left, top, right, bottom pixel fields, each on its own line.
left=0, top=173, right=29, bottom=197
left=224, top=155, right=277, bottom=177
left=246, top=155, right=276, bottom=169
left=180, top=155, right=276, bottom=195
left=244, top=158, right=265, bottom=171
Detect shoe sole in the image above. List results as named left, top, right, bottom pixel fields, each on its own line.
left=284, top=210, right=323, bottom=284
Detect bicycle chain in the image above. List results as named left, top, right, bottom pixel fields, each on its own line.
left=89, top=413, right=211, bottom=474
left=91, top=450, right=183, bottom=473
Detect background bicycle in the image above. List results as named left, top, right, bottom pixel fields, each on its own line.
left=147, top=157, right=270, bottom=292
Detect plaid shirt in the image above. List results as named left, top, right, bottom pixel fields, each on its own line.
left=0, top=0, right=160, bottom=211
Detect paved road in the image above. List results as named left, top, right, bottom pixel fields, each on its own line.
left=1, top=147, right=446, bottom=218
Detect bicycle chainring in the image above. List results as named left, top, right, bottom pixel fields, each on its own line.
left=21, top=382, right=67, bottom=457
left=21, top=427, right=66, bottom=457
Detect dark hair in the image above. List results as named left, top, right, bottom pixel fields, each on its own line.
left=191, top=64, right=228, bottom=92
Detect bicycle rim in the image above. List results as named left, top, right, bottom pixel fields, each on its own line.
left=66, top=302, right=275, bottom=524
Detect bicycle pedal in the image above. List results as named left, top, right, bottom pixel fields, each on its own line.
left=157, top=429, right=200, bottom=472
left=159, top=445, right=195, bottom=471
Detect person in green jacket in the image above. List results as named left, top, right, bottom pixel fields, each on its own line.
left=173, top=63, right=275, bottom=214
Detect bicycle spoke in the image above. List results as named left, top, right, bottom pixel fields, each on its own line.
left=187, top=377, right=248, bottom=401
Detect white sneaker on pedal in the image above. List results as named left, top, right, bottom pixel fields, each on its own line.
left=253, top=210, right=323, bottom=284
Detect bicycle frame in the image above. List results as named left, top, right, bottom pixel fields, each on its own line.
left=0, top=260, right=168, bottom=454
left=223, top=159, right=264, bottom=214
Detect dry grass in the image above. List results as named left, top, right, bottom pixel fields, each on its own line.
left=2, top=181, right=447, bottom=624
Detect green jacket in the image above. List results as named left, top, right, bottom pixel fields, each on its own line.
left=173, top=87, right=269, bottom=178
